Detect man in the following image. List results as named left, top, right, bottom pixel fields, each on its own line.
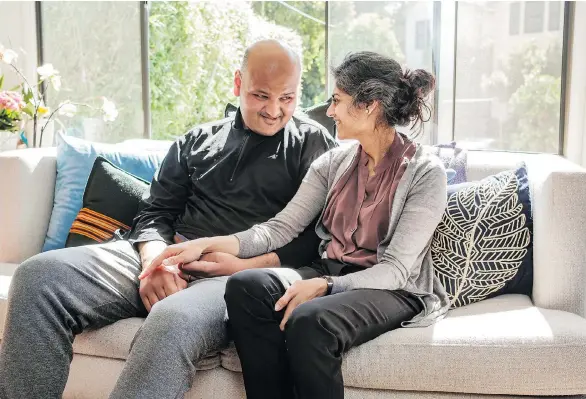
left=0, top=39, right=336, bottom=399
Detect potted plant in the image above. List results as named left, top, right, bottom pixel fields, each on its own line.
left=0, top=43, right=118, bottom=149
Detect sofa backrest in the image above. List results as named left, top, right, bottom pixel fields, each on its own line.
left=0, top=148, right=57, bottom=264
left=1, top=146, right=586, bottom=318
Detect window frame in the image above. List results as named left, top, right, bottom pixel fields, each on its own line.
left=33, top=1, right=572, bottom=155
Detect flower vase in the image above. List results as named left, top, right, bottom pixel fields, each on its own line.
left=22, top=118, right=55, bottom=148
left=0, top=130, right=20, bottom=152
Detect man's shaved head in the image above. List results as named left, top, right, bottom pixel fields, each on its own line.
left=240, top=39, right=302, bottom=75
left=233, top=39, right=302, bottom=136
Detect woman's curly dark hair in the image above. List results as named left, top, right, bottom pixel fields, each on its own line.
left=332, top=51, right=435, bottom=134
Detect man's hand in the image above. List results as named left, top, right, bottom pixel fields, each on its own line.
left=139, top=267, right=188, bottom=312
left=275, top=278, right=328, bottom=331
left=138, top=235, right=241, bottom=280
left=137, top=240, right=190, bottom=312
left=138, top=240, right=169, bottom=271
left=179, top=252, right=248, bottom=278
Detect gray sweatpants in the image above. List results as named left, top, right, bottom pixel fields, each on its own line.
left=0, top=240, right=230, bottom=399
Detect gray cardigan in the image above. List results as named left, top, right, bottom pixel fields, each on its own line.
left=235, top=137, right=450, bottom=327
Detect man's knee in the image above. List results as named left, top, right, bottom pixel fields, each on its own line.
left=146, top=300, right=193, bottom=329
left=145, top=295, right=226, bottom=336
left=12, top=251, right=71, bottom=294
left=135, top=299, right=227, bottom=359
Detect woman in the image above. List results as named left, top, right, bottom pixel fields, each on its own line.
left=140, top=51, right=450, bottom=399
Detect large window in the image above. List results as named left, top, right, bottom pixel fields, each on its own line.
left=149, top=1, right=326, bottom=140
left=328, top=1, right=435, bottom=143
left=454, top=1, right=564, bottom=152
left=41, top=2, right=143, bottom=143
left=35, top=1, right=568, bottom=154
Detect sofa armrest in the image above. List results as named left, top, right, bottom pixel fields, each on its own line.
left=526, top=154, right=586, bottom=318
left=0, top=148, right=57, bottom=263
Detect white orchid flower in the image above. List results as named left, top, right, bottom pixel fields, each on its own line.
left=50, top=75, right=62, bottom=91
left=101, top=97, right=118, bottom=122
left=37, top=64, right=59, bottom=81
left=0, top=45, right=18, bottom=64
left=58, top=102, right=77, bottom=117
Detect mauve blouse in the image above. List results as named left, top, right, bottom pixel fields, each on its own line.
left=321, top=134, right=417, bottom=267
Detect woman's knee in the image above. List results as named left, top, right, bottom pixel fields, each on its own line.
left=285, top=301, right=330, bottom=346
left=224, top=269, right=276, bottom=308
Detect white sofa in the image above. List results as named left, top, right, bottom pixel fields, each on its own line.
left=1, top=147, right=586, bottom=399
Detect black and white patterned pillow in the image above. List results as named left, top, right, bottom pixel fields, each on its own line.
left=431, top=163, right=533, bottom=308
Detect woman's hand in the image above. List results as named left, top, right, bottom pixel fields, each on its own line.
left=138, top=238, right=210, bottom=280
left=275, top=278, right=329, bottom=331
left=180, top=252, right=248, bottom=278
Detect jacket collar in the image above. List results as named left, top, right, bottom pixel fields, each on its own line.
left=233, top=108, right=245, bottom=130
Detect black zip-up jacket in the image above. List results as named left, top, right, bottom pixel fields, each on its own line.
left=128, top=108, right=337, bottom=267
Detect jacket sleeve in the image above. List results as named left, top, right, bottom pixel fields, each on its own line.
left=128, top=135, right=192, bottom=246
left=235, top=151, right=331, bottom=260
left=273, top=127, right=337, bottom=267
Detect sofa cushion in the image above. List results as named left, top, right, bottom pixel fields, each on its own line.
left=221, top=294, right=586, bottom=396
left=66, top=157, right=149, bottom=247
left=42, top=133, right=168, bottom=251
left=432, top=163, right=533, bottom=308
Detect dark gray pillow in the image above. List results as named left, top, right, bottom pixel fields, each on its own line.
left=303, top=99, right=335, bottom=137
left=65, top=157, right=149, bottom=247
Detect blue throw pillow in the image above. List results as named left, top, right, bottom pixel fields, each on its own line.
left=431, top=163, right=533, bottom=308
left=446, top=168, right=456, bottom=184
left=429, top=142, right=468, bottom=184
left=42, top=133, right=169, bottom=252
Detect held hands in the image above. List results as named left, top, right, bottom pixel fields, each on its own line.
left=137, top=240, right=189, bottom=312
left=138, top=238, right=209, bottom=280
left=139, top=268, right=188, bottom=312
left=180, top=252, right=248, bottom=278
left=275, top=278, right=328, bottom=331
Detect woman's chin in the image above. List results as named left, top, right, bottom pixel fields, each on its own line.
left=336, top=130, right=355, bottom=141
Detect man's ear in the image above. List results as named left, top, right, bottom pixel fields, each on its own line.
left=233, top=70, right=242, bottom=97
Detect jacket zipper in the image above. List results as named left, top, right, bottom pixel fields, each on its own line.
left=230, top=132, right=250, bottom=182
